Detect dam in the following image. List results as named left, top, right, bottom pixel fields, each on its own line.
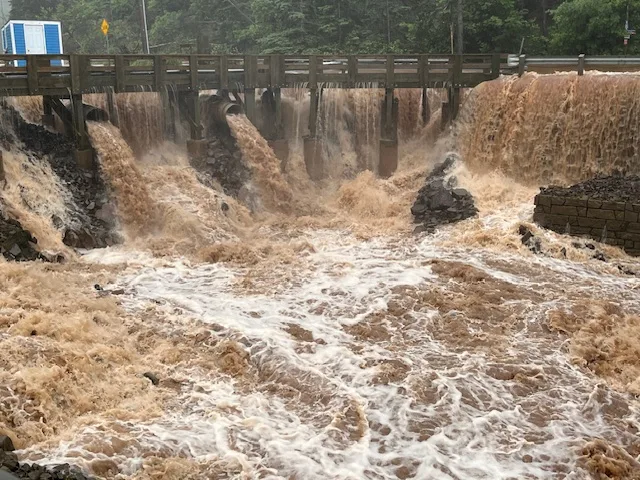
left=0, top=51, right=637, bottom=480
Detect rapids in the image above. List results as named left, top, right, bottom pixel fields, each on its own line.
left=0, top=82, right=639, bottom=480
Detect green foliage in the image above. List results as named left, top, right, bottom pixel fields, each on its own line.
left=550, top=0, right=640, bottom=54
left=7, top=0, right=640, bottom=55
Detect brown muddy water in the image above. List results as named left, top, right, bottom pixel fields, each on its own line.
left=1, top=78, right=640, bottom=480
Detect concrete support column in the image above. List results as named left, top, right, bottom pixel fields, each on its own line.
left=244, top=88, right=256, bottom=126
left=304, top=136, right=323, bottom=181
left=186, top=90, right=207, bottom=159
left=161, top=88, right=176, bottom=141
left=421, top=88, right=430, bottom=125
left=42, top=95, right=55, bottom=128
left=303, top=88, right=324, bottom=181
left=379, top=88, right=398, bottom=178
left=71, top=93, right=93, bottom=169
left=106, top=87, right=119, bottom=128
left=267, top=87, right=288, bottom=167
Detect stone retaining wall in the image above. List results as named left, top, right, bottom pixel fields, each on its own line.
left=533, top=195, right=640, bottom=256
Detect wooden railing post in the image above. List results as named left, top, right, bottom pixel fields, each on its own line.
left=270, top=54, right=284, bottom=87
left=386, top=55, right=395, bottom=88
left=309, top=55, right=317, bottom=89
left=220, top=56, right=229, bottom=91
left=154, top=55, right=164, bottom=91
left=115, top=56, right=125, bottom=93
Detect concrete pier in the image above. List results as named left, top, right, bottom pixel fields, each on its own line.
left=379, top=88, right=399, bottom=178
left=379, top=139, right=398, bottom=179
left=269, top=139, right=290, bottom=170
left=304, top=136, right=324, bottom=181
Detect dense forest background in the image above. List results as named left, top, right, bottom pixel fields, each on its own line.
left=9, top=0, right=640, bottom=56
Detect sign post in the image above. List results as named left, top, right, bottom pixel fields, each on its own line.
left=101, top=19, right=110, bottom=53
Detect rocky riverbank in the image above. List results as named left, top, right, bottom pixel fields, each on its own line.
left=411, top=154, right=478, bottom=232
left=0, top=436, right=91, bottom=480
left=0, top=104, right=121, bottom=255
left=540, top=174, right=640, bottom=203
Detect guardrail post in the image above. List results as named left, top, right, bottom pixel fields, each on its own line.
left=518, top=55, right=526, bottom=77
left=348, top=56, right=357, bottom=87
left=578, top=54, right=585, bottom=76
left=491, top=53, right=501, bottom=80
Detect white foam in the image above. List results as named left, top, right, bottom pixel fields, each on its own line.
left=22, top=229, right=640, bottom=479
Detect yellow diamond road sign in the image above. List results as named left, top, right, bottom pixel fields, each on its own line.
left=101, top=19, right=109, bottom=36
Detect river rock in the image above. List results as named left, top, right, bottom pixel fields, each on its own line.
left=0, top=436, right=14, bottom=452
left=0, top=214, right=41, bottom=261
left=411, top=154, right=478, bottom=231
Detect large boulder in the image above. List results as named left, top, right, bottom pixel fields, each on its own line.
left=411, top=154, right=478, bottom=232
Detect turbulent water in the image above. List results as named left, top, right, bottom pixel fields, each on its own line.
left=458, top=72, right=640, bottom=185
left=0, top=81, right=639, bottom=480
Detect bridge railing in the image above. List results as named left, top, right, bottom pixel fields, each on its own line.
left=0, top=53, right=514, bottom=97
left=9, top=52, right=640, bottom=97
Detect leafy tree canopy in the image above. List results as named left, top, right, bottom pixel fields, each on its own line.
left=6, top=0, right=639, bottom=55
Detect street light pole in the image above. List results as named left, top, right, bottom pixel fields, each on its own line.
left=139, top=0, right=150, bottom=54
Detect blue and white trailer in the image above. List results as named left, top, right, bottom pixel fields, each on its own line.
left=1, top=20, right=63, bottom=66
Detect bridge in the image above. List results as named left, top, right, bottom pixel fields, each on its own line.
left=1, top=53, right=638, bottom=178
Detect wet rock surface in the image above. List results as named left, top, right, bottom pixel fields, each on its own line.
left=4, top=105, right=121, bottom=250
left=0, top=452, right=92, bottom=479
left=190, top=133, right=250, bottom=198
left=541, top=174, right=640, bottom=203
left=411, top=154, right=478, bottom=231
left=0, top=213, right=41, bottom=261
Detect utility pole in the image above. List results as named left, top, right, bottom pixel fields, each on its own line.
left=456, top=0, right=463, bottom=55
left=139, top=0, right=150, bottom=54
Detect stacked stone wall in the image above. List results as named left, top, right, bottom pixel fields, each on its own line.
left=533, top=195, right=640, bottom=256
